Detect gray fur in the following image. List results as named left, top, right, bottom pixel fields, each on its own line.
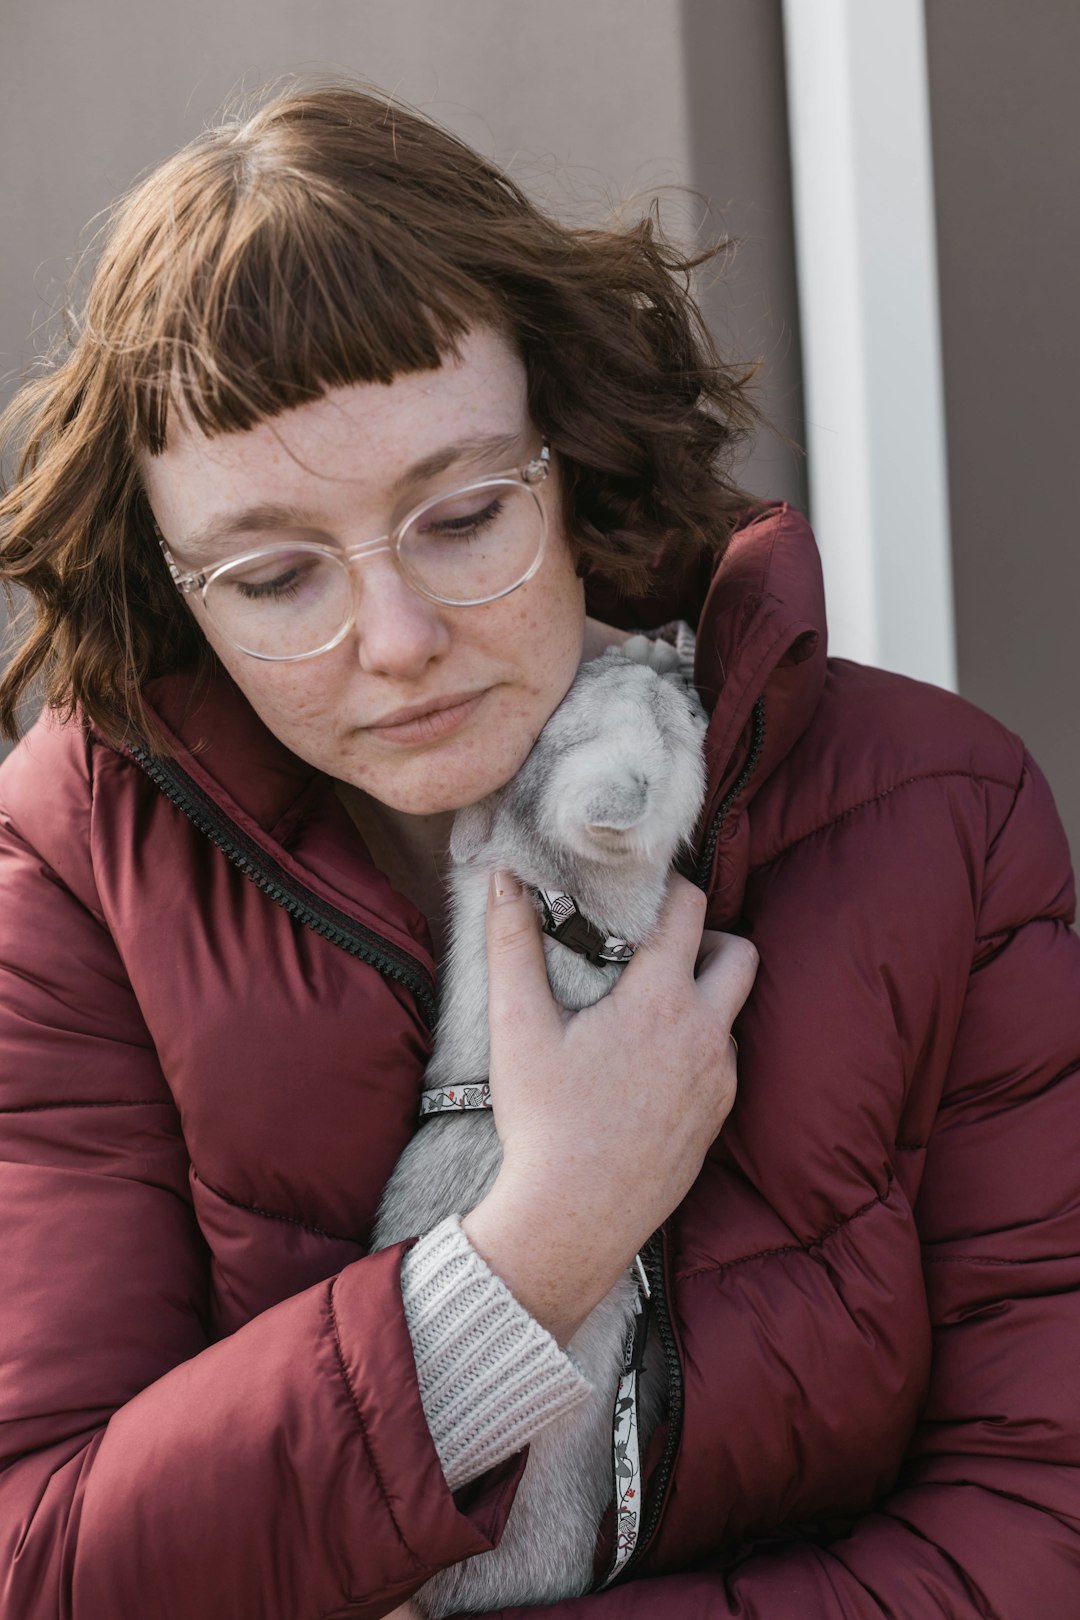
left=370, top=639, right=707, bottom=1616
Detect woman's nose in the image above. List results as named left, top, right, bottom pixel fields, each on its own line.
left=348, top=555, right=452, bottom=678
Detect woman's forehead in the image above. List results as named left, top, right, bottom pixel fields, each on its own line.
left=140, top=327, right=533, bottom=540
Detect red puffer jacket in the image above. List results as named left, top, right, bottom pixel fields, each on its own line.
left=1, top=502, right=1078, bottom=1620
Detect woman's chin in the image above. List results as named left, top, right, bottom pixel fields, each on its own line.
left=344, top=752, right=518, bottom=820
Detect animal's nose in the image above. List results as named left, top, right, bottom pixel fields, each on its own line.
left=585, top=773, right=648, bottom=832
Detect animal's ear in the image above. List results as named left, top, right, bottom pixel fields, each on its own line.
left=608, top=634, right=704, bottom=713
left=449, top=796, right=498, bottom=864
left=616, top=634, right=682, bottom=676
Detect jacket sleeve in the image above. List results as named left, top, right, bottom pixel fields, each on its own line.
left=479, top=744, right=1080, bottom=1620
left=0, top=732, right=523, bottom=1620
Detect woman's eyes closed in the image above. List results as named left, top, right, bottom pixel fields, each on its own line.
left=235, top=570, right=301, bottom=601
left=227, top=552, right=327, bottom=601
left=414, top=496, right=504, bottom=541
left=219, top=495, right=506, bottom=603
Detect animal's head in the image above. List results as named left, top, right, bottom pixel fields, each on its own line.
left=472, top=647, right=708, bottom=875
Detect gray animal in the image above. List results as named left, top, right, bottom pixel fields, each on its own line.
left=371, top=636, right=708, bottom=1617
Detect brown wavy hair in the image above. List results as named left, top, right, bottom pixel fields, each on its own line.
left=0, top=75, right=772, bottom=753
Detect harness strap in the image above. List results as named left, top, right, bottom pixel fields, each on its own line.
left=535, top=887, right=636, bottom=965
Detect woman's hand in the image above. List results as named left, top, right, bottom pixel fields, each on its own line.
left=462, top=871, right=758, bottom=1346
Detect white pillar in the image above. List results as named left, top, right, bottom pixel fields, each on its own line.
left=781, top=0, right=956, bottom=690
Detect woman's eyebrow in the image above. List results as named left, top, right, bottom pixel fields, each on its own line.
left=179, top=502, right=316, bottom=561
left=178, top=430, right=526, bottom=560
left=389, top=429, right=525, bottom=496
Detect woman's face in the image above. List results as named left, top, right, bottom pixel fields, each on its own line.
left=140, top=325, right=587, bottom=815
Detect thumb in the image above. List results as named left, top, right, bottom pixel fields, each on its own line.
left=485, top=870, right=561, bottom=1047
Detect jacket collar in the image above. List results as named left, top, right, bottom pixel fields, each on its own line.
left=132, top=501, right=828, bottom=842
left=138, top=657, right=320, bottom=847
left=587, top=500, right=827, bottom=826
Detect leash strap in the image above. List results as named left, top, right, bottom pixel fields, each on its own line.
left=418, top=1082, right=492, bottom=1117
left=597, top=1255, right=650, bottom=1588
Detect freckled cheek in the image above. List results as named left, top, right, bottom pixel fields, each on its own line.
left=226, top=665, right=349, bottom=754
left=262, top=680, right=328, bottom=728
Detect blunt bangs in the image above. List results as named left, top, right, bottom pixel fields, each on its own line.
left=96, top=99, right=509, bottom=454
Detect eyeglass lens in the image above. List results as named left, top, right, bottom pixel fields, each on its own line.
left=201, top=480, right=544, bottom=658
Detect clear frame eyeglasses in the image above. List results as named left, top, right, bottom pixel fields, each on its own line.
left=156, top=441, right=551, bottom=662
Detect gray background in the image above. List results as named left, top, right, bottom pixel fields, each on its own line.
left=2, top=1, right=1076, bottom=868
left=925, top=0, right=1078, bottom=860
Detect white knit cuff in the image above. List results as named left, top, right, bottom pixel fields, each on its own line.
left=400, top=1213, right=593, bottom=1491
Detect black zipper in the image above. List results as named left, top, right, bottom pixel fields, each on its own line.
left=609, top=1227, right=683, bottom=1584
left=692, top=695, right=767, bottom=892
left=125, top=742, right=438, bottom=1029
left=606, top=694, right=768, bottom=1585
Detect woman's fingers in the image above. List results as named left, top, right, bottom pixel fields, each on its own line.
left=472, top=868, right=757, bottom=1341
left=695, top=926, right=760, bottom=1015
left=485, top=867, right=759, bottom=1077
left=626, top=871, right=710, bottom=980
left=619, top=873, right=760, bottom=1019
left=485, top=870, right=562, bottom=1051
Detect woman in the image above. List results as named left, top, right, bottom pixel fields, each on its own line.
left=1, top=78, right=1077, bottom=1620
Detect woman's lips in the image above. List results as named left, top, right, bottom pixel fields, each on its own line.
left=364, top=690, right=487, bottom=745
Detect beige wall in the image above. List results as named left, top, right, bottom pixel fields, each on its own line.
left=681, top=3, right=805, bottom=512
left=925, top=0, right=1079, bottom=863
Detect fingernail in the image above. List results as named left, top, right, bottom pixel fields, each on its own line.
left=491, top=869, right=521, bottom=902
